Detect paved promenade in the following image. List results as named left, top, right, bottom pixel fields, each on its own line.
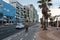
left=36, top=25, right=60, bottom=40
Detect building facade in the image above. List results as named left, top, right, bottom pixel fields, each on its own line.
left=24, top=6, right=30, bottom=22
left=9, top=0, right=24, bottom=23
left=0, top=0, right=15, bottom=24
left=9, top=0, right=38, bottom=23
left=30, top=4, right=38, bottom=22
left=28, top=4, right=38, bottom=22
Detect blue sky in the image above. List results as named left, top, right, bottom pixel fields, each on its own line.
left=18, top=0, right=40, bottom=15
left=3, top=0, right=60, bottom=21
left=18, top=0, right=39, bottom=11
left=17, top=0, right=60, bottom=18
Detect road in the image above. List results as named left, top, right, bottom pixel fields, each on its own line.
left=2, top=23, right=39, bottom=40
left=0, top=25, right=23, bottom=40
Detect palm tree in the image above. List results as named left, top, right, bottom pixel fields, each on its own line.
left=37, top=0, right=52, bottom=30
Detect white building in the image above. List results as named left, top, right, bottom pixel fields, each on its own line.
left=9, top=0, right=24, bottom=23
left=28, top=4, right=38, bottom=22
left=9, top=0, right=16, bottom=8
left=24, top=4, right=38, bottom=23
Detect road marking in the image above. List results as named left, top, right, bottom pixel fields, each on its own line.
left=3, top=24, right=39, bottom=40
left=34, top=35, right=36, bottom=38
left=29, top=28, right=30, bottom=29
left=12, top=35, right=17, bottom=37
left=8, top=38, right=12, bottom=40
left=33, top=39, right=34, bottom=40
left=20, top=38, right=23, bottom=40
left=3, top=30, right=25, bottom=40
left=25, top=33, right=28, bottom=36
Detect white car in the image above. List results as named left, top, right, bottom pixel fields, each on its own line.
left=4, top=23, right=10, bottom=26
left=16, top=23, right=24, bottom=29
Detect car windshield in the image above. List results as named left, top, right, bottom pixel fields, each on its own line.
left=17, top=23, right=23, bottom=25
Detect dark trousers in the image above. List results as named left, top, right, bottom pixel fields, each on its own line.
left=25, top=27, right=28, bottom=32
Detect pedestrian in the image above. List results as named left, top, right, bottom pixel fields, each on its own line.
left=25, top=21, right=29, bottom=32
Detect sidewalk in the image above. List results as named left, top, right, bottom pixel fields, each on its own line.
left=36, top=25, right=60, bottom=40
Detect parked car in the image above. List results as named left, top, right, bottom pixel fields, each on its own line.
left=4, top=23, right=10, bottom=26
left=16, top=23, right=24, bottom=29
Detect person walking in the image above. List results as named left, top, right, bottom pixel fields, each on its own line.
left=25, top=21, right=29, bottom=32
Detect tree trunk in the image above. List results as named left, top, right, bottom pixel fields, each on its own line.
left=43, top=18, right=47, bottom=30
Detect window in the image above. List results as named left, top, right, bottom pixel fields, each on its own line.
left=21, top=9, right=23, bottom=11
left=16, top=12, right=19, bottom=14
left=24, top=11, right=26, bottom=13
left=21, top=12, right=24, bottom=16
left=7, top=9, right=10, bottom=12
left=10, top=21, right=11, bottom=23
left=4, top=8, right=6, bottom=10
left=4, top=8, right=10, bottom=12
left=21, top=8, right=22, bottom=9
left=10, top=17, right=12, bottom=19
left=0, top=13, right=3, bottom=18
left=0, top=2, right=2, bottom=6
left=16, top=7, right=19, bottom=9
left=24, top=8, right=25, bottom=9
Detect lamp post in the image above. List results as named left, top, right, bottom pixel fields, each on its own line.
left=3, top=16, right=7, bottom=23
left=56, top=17, right=59, bottom=30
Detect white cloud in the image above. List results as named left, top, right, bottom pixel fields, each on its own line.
left=50, top=8, right=60, bottom=16
left=3, top=0, right=9, bottom=3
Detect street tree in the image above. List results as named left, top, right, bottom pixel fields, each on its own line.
left=37, top=0, right=52, bottom=30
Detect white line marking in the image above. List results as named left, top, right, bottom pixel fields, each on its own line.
left=13, top=35, right=17, bottom=37
left=20, top=38, right=23, bottom=40
left=29, top=28, right=30, bottom=29
left=8, top=38, right=12, bottom=40
left=3, top=30, right=25, bottom=40
left=33, top=39, right=34, bottom=40
left=34, top=35, right=36, bottom=38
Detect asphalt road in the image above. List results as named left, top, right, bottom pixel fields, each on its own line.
left=0, top=25, right=23, bottom=40
left=3, top=23, right=39, bottom=40
left=0, top=23, right=37, bottom=40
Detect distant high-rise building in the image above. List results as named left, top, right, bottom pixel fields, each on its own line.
left=24, top=4, right=38, bottom=23
left=28, top=4, right=38, bottom=22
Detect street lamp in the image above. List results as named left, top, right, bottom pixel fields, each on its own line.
left=56, top=17, right=59, bottom=30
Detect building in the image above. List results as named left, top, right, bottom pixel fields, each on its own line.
left=9, top=0, right=24, bottom=23
left=9, top=0, right=16, bottom=8
left=0, top=0, right=15, bottom=24
left=29, top=4, right=38, bottom=22
left=24, top=4, right=38, bottom=23
left=33, top=8, right=39, bottom=22
left=9, top=0, right=38, bottom=23
left=24, top=6, right=30, bottom=22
